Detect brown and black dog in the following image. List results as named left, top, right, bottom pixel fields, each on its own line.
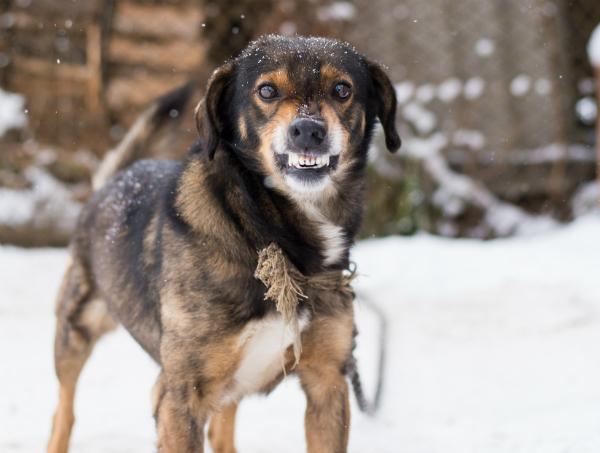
left=48, top=35, right=400, bottom=453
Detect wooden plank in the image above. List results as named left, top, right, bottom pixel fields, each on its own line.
left=9, top=73, right=87, bottom=98
left=86, top=24, right=103, bottom=112
left=108, top=36, right=205, bottom=72
left=6, top=11, right=91, bottom=31
left=112, top=3, right=203, bottom=41
left=11, top=55, right=90, bottom=81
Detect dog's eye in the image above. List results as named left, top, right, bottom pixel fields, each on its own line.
left=258, top=85, right=278, bottom=100
left=333, top=83, right=351, bottom=99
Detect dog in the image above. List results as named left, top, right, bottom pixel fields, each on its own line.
left=47, top=35, right=400, bottom=453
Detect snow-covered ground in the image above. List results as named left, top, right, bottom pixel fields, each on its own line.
left=0, top=88, right=27, bottom=137
left=1, top=215, right=600, bottom=453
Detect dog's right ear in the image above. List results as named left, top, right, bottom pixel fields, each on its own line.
left=195, top=64, right=234, bottom=160
left=368, top=61, right=401, bottom=153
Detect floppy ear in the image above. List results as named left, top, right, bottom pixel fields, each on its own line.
left=368, top=61, right=401, bottom=153
left=195, top=64, right=234, bottom=160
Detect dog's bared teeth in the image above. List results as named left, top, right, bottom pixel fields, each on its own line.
left=286, top=153, right=331, bottom=169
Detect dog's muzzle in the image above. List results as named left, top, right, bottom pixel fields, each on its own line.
left=278, top=118, right=339, bottom=171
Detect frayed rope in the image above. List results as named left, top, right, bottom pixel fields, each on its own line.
left=254, top=243, right=356, bottom=367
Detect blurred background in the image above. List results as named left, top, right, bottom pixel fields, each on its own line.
left=0, top=0, right=599, bottom=246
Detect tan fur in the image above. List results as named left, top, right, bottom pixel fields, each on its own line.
left=255, top=70, right=295, bottom=103
left=47, top=385, right=76, bottom=453
left=208, top=403, right=239, bottom=453
left=79, top=298, right=119, bottom=336
left=238, top=116, right=248, bottom=140
left=297, top=306, right=354, bottom=452
left=255, top=103, right=297, bottom=195
left=49, top=262, right=117, bottom=453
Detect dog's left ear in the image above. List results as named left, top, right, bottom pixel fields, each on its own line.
left=195, top=64, right=234, bottom=160
left=368, top=62, right=401, bottom=153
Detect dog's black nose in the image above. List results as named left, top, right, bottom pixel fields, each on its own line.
left=288, top=118, right=327, bottom=150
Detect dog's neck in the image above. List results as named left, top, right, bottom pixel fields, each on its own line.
left=289, top=192, right=349, bottom=268
left=179, top=149, right=364, bottom=274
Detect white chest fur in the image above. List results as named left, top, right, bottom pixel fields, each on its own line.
left=222, top=312, right=310, bottom=404
left=316, top=219, right=345, bottom=266
left=297, top=199, right=346, bottom=266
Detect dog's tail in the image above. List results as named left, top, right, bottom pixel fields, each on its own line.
left=92, top=83, right=195, bottom=190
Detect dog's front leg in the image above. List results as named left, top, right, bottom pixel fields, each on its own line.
left=207, top=402, right=239, bottom=453
left=153, top=374, right=214, bottom=453
left=299, top=364, right=351, bottom=453
left=297, top=310, right=355, bottom=453
left=153, top=319, right=242, bottom=452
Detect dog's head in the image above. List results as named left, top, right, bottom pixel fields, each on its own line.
left=195, top=36, right=400, bottom=195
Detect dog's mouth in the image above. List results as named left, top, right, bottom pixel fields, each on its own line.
left=275, top=153, right=339, bottom=174
left=282, top=153, right=337, bottom=169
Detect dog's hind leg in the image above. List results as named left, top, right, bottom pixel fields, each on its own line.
left=207, top=402, right=239, bottom=453
left=47, top=256, right=118, bottom=453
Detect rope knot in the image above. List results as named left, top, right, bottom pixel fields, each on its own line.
left=254, top=243, right=356, bottom=367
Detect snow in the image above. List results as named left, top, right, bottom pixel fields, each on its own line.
left=402, top=102, right=437, bottom=135
left=394, top=81, right=414, bottom=104
left=474, top=38, right=495, bottom=57
left=463, top=77, right=485, bottom=100
left=327, top=2, right=356, bottom=20
left=510, top=74, right=532, bottom=97
left=0, top=88, right=28, bottom=136
left=572, top=181, right=599, bottom=217
left=317, top=2, right=356, bottom=21
left=395, top=76, right=484, bottom=105
left=415, top=83, right=436, bottom=103
left=505, top=143, right=596, bottom=165
left=0, top=166, right=82, bottom=233
left=2, top=215, right=600, bottom=452
left=452, top=129, right=485, bottom=150
left=587, top=23, right=600, bottom=67
left=575, top=96, right=598, bottom=125
left=401, top=133, right=558, bottom=237
left=437, top=78, right=462, bottom=103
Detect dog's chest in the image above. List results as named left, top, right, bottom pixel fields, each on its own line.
left=297, top=200, right=345, bottom=266
left=222, top=312, right=310, bottom=404
left=316, top=220, right=345, bottom=265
